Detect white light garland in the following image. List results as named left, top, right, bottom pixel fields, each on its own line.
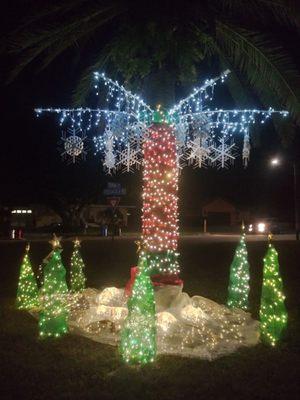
left=93, top=72, right=154, bottom=117
left=168, top=69, right=230, bottom=116
left=35, top=70, right=288, bottom=171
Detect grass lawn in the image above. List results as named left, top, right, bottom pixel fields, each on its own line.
left=0, top=238, right=299, bottom=400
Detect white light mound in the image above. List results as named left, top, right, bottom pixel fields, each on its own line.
left=68, top=285, right=259, bottom=360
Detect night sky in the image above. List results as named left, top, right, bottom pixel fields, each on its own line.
left=0, top=1, right=297, bottom=224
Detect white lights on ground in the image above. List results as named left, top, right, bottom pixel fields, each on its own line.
left=66, top=285, right=260, bottom=360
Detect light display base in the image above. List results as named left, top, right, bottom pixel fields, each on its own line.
left=65, top=285, right=259, bottom=360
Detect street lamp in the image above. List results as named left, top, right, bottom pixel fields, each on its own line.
left=270, top=156, right=299, bottom=240
left=270, top=157, right=280, bottom=166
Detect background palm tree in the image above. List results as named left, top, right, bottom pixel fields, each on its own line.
left=3, top=0, right=300, bottom=135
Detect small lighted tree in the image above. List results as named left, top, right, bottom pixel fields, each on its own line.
left=260, top=243, right=288, bottom=346
left=120, top=254, right=156, bottom=364
left=227, top=232, right=250, bottom=310
left=16, top=244, right=39, bottom=310
left=39, top=235, right=69, bottom=338
left=70, top=238, right=86, bottom=293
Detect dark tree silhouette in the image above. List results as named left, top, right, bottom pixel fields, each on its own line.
left=3, top=1, right=300, bottom=134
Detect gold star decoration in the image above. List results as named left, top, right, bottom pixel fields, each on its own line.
left=49, top=233, right=62, bottom=249
left=135, top=240, right=146, bottom=254
left=73, top=237, right=81, bottom=247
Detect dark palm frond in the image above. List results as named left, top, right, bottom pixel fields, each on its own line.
left=216, top=21, right=298, bottom=143
left=8, top=0, right=88, bottom=35
left=7, top=3, right=116, bottom=54
left=273, top=116, right=297, bottom=147
left=3, top=0, right=300, bottom=143
left=6, top=4, right=124, bottom=82
left=195, top=22, right=298, bottom=143
left=3, top=1, right=100, bottom=54
left=72, top=50, right=112, bottom=106
left=37, top=10, right=121, bottom=72
left=219, top=0, right=300, bottom=28
left=193, top=29, right=258, bottom=148
left=194, top=32, right=268, bottom=146
left=73, top=24, right=208, bottom=105
left=193, top=25, right=258, bottom=106
left=216, top=21, right=300, bottom=124
left=221, top=59, right=258, bottom=107
left=222, top=57, right=296, bottom=144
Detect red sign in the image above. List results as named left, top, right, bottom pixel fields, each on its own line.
left=107, top=197, right=120, bottom=208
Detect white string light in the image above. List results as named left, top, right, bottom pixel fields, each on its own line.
left=35, top=70, right=289, bottom=171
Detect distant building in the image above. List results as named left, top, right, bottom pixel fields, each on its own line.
left=202, top=198, right=250, bottom=230
left=82, top=204, right=137, bottom=229
left=181, top=198, right=250, bottom=232
left=1, top=203, right=137, bottom=234
left=8, top=205, right=61, bottom=230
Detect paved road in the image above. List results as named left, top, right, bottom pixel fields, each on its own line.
left=0, top=233, right=299, bottom=242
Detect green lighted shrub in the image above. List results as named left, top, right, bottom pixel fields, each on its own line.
left=39, top=247, right=68, bottom=338
left=227, top=233, right=250, bottom=310
left=16, top=244, right=39, bottom=310
left=120, top=255, right=156, bottom=364
left=70, top=239, right=86, bottom=293
left=260, top=243, right=288, bottom=346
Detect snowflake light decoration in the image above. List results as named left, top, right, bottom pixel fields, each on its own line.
left=116, top=142, right=141, bottom=173
left=60, top=127, right=87, bottom=163
left=175, top=121, right=188, bottom=144
left=103, top=136, right=116, bottom=174
left=128, top=121, right=147, bottom=141
left=110, top=113, right=128, bottom=139
left=186, top=136, right=212, bottom=168
left=93, top=125, right=115, bottom=153
left=176, top=142, right=187, bottom=170
left=242, top=130, right=251, bottom=167
left=210, top=135, right=236, bottom=169
left=192, top=114, right=211, bottom=137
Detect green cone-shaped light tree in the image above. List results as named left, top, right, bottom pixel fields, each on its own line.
left=120, top=253, right=156, bottom=364
left=227, top=232, right=250, bottom=310
left=16, top=244, right=39, bottom=310
left=260, top=242, right=288, bottom=346
left=70, top=238, right=86, bottom=293
left=39, top=235, right=69, bottom=338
